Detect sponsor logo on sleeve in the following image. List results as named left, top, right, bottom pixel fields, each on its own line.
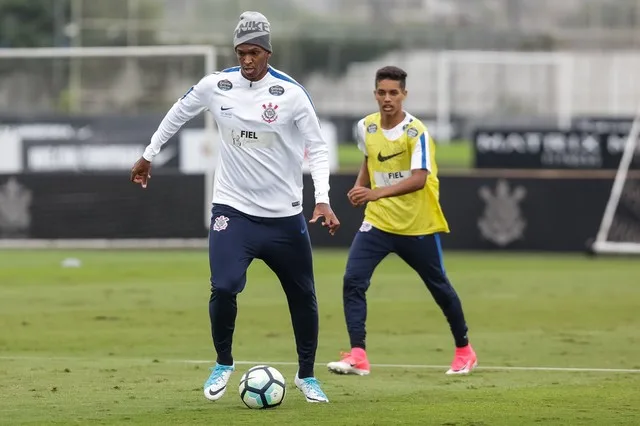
left=406, top=127, right=419, bottom=138
left=269, top=85, right=285, bottom=96
left=217, top=80, right=233, bottom=91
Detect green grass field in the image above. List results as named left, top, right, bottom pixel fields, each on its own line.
left=1, top=250, right=640, bottom=425
left=337, top=141, right=473, bottom=172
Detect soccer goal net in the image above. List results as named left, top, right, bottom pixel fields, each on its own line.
left=0, top=45, right=216, bottom=116
left=0, top=45, right=218, bottom=249
left=591, top=113, right=640, bottom=255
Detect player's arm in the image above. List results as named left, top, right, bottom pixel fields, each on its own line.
left=372, top=169, right=428, bottom=199
left=131, top=76, right=213, bottom=188
left=374, top=130, right=431, bottom=198
left=347, top=119, right=371, bottom=207
left=143, top=77, right=212, bottom=161
left=347, top=157, right=372, bottom=207
left=294, top=89, right=340, bottom=234
left=353, top=119, right=370, bottom=188
left=354, top=157, right=370, bottom=188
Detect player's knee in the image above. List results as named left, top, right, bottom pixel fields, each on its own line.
left=426, top=279, right=460, bottom=302
left=284, top=282, right=317, bottom=313
left=295, top=281, right=317, bottom=302
left=209, top=286, right=234, bottom=304
left=210, top=276, right=245, bottom=296
left=297, top=291, right=318, bottom=312
left=343, top=270, right=367, bottom=291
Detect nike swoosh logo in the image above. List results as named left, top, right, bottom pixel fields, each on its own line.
left=377, top=151, right=405, bottom=162
left=208, top=385, right=226, bottom=396
left=220, top=106, right=233, bottom=111
left=301, top=228, right=306, bottom=234
left=305, top=396, right=325, bottom=402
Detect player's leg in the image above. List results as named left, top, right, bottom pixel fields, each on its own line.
left=258, top=213, right=327, bottom=403
left=394, top=233, right=477, bottom=375
left=327, top=224, right=392, bottom=375
left=204, top=204, right=257, bottom=401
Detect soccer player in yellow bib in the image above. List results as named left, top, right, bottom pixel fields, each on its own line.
left=327, top=66, right=477, bottom=376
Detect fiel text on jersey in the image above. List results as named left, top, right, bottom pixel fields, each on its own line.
left=387, top=171, right=408, bottom=180
left=240, top=130, right=258, bottom=140
left=231, top=129, right=260, bottom=147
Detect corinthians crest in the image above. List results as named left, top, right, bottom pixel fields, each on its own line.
left=0, top=177, right=32, bottom=237
left=478, top=179, right=526, bottom=247
left=261, top=102, right=279, bottom=123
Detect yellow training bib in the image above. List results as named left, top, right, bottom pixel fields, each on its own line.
left=361, top=112, right=450, bottom=236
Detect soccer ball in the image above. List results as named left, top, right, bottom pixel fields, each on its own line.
left=238, top=365, right=286, bottom=409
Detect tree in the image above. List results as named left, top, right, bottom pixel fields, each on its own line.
left=0, top=0, right=71, bottom=47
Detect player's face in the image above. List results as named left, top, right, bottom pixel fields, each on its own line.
left=374, top=79, right=406, bottom=117
left=235, top=44, right=271, bottom=81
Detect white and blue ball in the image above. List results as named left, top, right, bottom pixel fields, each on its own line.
left=238, top=365, right=286, bottom=409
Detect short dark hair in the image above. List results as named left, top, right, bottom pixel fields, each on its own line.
left=375, top=66, right=407, bottom=90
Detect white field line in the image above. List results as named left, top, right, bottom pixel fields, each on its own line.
left=0, top=355, right=639, bottom=373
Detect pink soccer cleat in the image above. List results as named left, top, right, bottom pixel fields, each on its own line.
left=446, top=344, right=478, bottom=375
left=327, top=347, right=371, bottom=376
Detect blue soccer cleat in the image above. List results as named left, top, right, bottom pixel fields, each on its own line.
left=204, top=363, right=235, bottom=401
left=294, top=373, right=329, bottom=403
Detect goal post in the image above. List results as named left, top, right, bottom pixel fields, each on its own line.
left=436, top=51, right=574, bottom=138
left=0, top=45, right=216, bottom=59
left=0, top=45, right=219, bottom=248
left=0, top=45, right=215, bottom=124
left=590, top=109, right=640, bottom=255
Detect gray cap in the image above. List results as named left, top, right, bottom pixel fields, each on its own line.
left=233, top=11, right=272, bottom=53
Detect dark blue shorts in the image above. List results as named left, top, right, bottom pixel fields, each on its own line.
left=208, top=204, right=314, bottom=294
left=345, top=224, right=448, bottom=286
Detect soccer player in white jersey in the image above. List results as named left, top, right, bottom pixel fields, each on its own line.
left=327, top=66, right=477, bottom=377
left=130, top=11, right=339, bottom=403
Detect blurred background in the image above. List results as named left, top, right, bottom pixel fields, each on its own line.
left=1, top=0, right=639, bottom=251
left=3, top=5, right=640, bottom=424
left=0, top=5, right=640, bottom=425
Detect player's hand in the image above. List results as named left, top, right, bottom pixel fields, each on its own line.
left=309, top=203, right=340, bottom=236
left=347, top=186, right=366, bottom=206
left=130, top=157, right=152, bottom=189
left=348, top=186, right=380, bottom=206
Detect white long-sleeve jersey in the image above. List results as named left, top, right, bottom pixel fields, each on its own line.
left=143, top=66, right=330, bottom=218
